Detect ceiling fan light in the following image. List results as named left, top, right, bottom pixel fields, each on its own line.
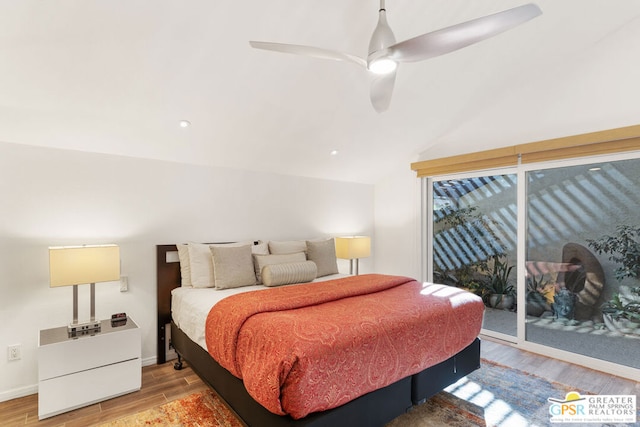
left=369, top=58, right=397, bottom=74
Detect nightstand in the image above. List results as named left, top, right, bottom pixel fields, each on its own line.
left=38, top=317, right=141, bottom=420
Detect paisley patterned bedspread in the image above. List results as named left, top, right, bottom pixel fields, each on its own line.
left=205, top=274, right=484, bottom=419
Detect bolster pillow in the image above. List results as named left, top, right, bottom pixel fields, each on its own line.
left=261, top=261, right=318, bottom=287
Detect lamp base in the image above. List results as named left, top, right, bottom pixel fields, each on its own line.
left=349, top=259, right=360, bottom=275
left=68, top=320, right=101, bottom=337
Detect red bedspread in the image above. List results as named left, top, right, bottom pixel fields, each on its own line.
left=205, top=274, right=484, bottom=419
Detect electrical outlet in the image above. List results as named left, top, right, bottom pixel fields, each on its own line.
left=120, top=275, right=128, bottom=292
left=8, top=344, right=21, bottom=361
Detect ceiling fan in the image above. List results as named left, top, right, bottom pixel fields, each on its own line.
left=250, top=1, right=542, bottom=113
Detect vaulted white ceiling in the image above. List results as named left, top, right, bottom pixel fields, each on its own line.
left=1, top=1, right=639, bottom=183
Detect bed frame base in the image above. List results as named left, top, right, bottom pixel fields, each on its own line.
left=412, top=337, right=481, bottom=404
left=171, top=322, right=480, bottom=427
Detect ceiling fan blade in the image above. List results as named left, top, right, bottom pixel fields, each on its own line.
left=370, top=70, right=396, bottom=113
left=249, top=41, right=367, bottom=68
left=383, top=3, right=542, bottom=63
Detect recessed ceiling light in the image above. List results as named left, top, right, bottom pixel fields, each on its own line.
left=330, top=150, right=339, bottom=156
left=179, top=120, right=191, bottom=128
left=589, top=167, right=602, bottom=172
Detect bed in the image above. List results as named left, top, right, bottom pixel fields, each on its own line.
left=156, top=241, right=484, bottom=426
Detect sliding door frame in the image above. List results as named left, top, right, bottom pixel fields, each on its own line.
left=423, top=151, right=640, bottom=381
left=424, top=167, right=520, bottom=345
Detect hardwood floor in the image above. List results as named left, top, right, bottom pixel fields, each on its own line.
left=1, top=361, right=209, bottom=427
left=1, top=338, right=638, bottom=426
left=480, top=336, right=640, bottom=396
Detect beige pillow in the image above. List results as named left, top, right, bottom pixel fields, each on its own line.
left=211, top=245, right=257, bottom=289
left=176, top=244, right=192, bottom=287
left=262, top=261, right=318, bottom=287
left=185, top=241, right=266, bottom=288
left=188, top=242, right=215, bottom=288
left=306, top=238, right=339, bottom=277
left=268, top=240, right=307, bottom=254
left=253, top=252, right=307, bottom=283
left=210, top=241, right=267, bottom=282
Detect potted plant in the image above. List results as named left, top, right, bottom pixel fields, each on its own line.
left=526, top=273, right=551, bottom=317
left=433, top=206, right=505, bottom=288
left=479, top=255, right=515, bottom=310
left=601, top=287, right=640, bottom=331
left=587, top=225, right=640, bottom=332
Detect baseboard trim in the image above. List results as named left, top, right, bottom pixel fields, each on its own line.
left=0, top=384, right=38, bottom=403
left=142, top=355, right=157, bottom=367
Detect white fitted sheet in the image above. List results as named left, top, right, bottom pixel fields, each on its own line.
left=171, top=274, right=348, bottom=349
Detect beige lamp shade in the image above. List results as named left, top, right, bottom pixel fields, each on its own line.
left=49, top=245, right=120, bottom=287
left=335, top=236, right=371, bottom=260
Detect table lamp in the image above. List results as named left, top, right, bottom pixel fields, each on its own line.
left=49, top=244, right=120, bottom=335
left=335, top=236, right=371, bottom=275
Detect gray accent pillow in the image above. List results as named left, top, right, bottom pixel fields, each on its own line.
left=262, top=261, right=318, bottom=287
left=306, top=238, right=339, bottom=277
left=253, top=252, right=307, bottom=283
left=210, top=244, right=257, bottom=289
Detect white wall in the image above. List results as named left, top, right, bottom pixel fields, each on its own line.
left=373, top=164, right=422, bottom=281
left=0, top=141, right=374, bottom=401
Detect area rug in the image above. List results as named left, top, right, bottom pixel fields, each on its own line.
left=389, top=358, right=591, bottom=427
left=101, top=390, right=243, bottom=427
left=103, top=359, right=634, bottom=427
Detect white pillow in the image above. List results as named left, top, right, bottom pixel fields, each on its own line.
left=262, top=261, right=318, bottom=287
left=176, top=244, right=192, bottom=287
left=306, top=238, right=339, bottom=277
left=209, top=241, right=265, bottom=252
left=211, top=245, right=257, bottom=289
left=268, top=240, right=307, bottom=254
left=251, top=241, right=269, bottom=255
left=188, top=242, right=215, bottom=288
left=253, top=252, right=307, bottom=283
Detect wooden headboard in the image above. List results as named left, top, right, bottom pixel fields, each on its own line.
left=156, top=244, right=180, bottom=364
left=156, top=241, right=257, bottom=364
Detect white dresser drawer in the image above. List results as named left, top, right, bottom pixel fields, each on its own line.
left=38, top=318, right=141, bottom=420
left=38, top=357, right=141, bottom=419
left=39, top=325, right=140, bottom=380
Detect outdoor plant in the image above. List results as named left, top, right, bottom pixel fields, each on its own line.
left=433, top=206, right=505, bottom=288
left=601, top=287, right=640, bottom=322
left=526, top=273, right=547, bottom=293
left=587, top=225, right=640, bottom=323
left=526, top=273, right=551, bottom=316
left=587, top=225, right=640, bottom=281
left=478, top=255, right=515, bottom=307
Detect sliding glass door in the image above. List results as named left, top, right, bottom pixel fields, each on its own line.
left=430, top=173, right=518, bottom=340
left=426, top=153, right=640, bottom=374
left=524, top=157, right=640, bottom=369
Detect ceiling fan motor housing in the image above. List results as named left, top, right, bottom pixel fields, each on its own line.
left=367, top=3, right=397, bottom=74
